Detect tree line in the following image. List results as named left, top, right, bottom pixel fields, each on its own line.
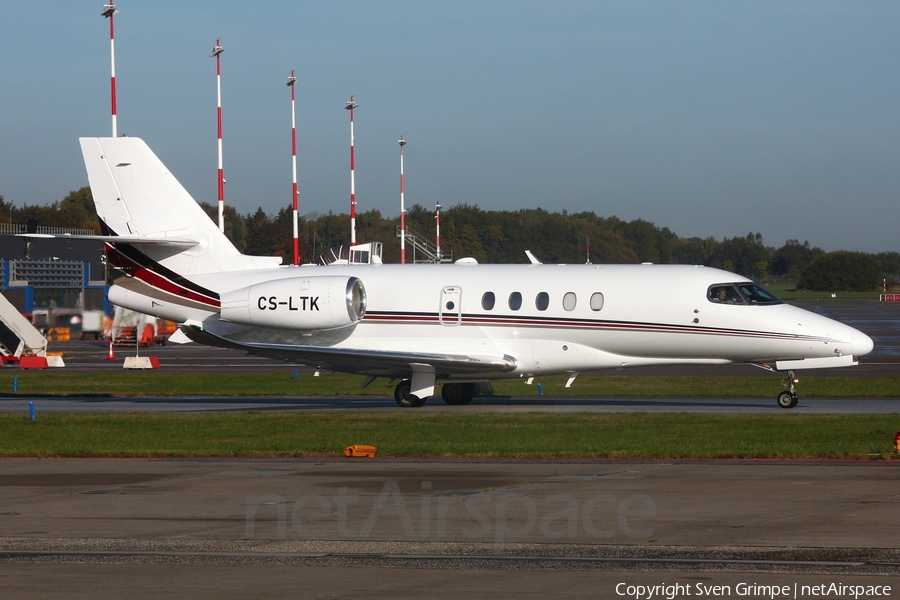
left=2, top=187, right=897, bottom=292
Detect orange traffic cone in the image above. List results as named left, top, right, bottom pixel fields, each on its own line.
left=106, top=338, right=115, bottom=360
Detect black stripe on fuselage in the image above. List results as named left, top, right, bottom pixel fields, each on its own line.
left=100, top=220, right=220, bottom=302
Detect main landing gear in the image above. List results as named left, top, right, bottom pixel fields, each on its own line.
left=393, top=380, right=426, bottom=408
left=776, top=370, right=799, bottom=409
left=441, top=383, right=475, bottom=406
left=393, top=381, right=476, bottom=408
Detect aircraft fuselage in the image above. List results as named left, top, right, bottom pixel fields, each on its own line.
left=109, top=262, right=872, bottom=380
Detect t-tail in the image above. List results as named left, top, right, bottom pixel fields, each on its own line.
left=80, top=137, right=281, bottom=318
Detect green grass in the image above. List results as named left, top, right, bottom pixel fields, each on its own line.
left=3, top=372, right=900, bottom=398
left=0, top=412, right=897, bottom=459
left=765, top=283, right=885, bottom=301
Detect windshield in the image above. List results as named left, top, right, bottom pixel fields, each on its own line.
left=708, top=283, right=783, bottom=306
left=736, top=283, right=783, bottom=305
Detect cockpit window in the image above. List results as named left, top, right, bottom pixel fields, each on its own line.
left=737, top=283, right=783, bottom=305
left=708, top=284, right=745, bottom=305
left=708, top=283, right=783, bottom=306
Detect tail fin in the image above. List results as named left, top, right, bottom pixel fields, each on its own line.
left=80, top=137, right=281, bottom=275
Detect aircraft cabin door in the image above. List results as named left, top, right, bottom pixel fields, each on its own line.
left=439, top=286, right=462, bottom=326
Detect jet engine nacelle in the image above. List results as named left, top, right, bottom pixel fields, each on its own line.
left=219, top=276, right=366, bottom=331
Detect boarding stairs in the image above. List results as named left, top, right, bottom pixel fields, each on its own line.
left=0, top=292, right=48, bottom=361
left=395, top=226, right=452, bottom=264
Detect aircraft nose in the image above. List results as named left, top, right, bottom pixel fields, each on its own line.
left=851, top=330, right=874, bottom=357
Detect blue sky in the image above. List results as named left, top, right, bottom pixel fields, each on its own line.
left=0, top=1, right=898, bottom=252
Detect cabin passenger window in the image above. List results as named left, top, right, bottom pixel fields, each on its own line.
left=562, top=292, right=577, bottom=311
left=481, top=292, right=495, bottom=310
left=509, top=292, right=522, bottom=311
left=590, top=292, right=604, bottom=311
left=535, top=292, right=549, bottom=311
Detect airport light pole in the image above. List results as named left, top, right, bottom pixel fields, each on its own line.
left=287, top=70, right=299, bottom=265
left=345, top=96, right=358, bottom=246
left=101, top=3, right=118, bottom=137
left=210, top=39, right=225, bottom=233
left=399, top=136, right=407, bottom=264
left=435, top=202, right=442, bottom=264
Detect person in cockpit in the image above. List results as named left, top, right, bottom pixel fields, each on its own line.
left=710, top=285, right=741, bottom=304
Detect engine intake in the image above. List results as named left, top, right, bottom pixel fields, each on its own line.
left=219, top=276, right=366, bottom=330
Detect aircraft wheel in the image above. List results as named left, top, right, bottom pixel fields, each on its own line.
left=441, top=383, right=474, bottom=405
left=394, top=380, right=427, bottom=408
left=777, top=391, right=798, bottom=409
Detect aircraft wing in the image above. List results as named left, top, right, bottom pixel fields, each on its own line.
left=180, top=322, right=518, bottom=377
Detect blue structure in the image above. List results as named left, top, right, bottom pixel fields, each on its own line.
left=0, top=236, right=109, bottom=315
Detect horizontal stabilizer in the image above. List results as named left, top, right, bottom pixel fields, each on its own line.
left=16, top=233, right=199, bottom=248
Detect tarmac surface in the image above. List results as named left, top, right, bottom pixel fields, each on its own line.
left=1, top=458, right=899, bottom=598
left=3, top=395, right=900, bottom=415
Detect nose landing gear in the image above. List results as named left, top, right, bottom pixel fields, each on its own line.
left=777, top=371, right=799, bottom=409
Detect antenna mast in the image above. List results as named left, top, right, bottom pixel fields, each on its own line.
left=345, top=96, right=358, bottom=246
left=287, top=70, right=299, bottom=265
left=101, top=3, right=118, bottom=137
left=399, top=136, right=407, bottom=264
left=435, top=203, right=442, bottom=264
left=210, top=39, right=225, bottom=233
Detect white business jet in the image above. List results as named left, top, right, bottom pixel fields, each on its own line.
left=72, top=137, right=873, bottom=409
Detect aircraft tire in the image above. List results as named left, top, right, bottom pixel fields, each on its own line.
left=394, top=380, right=411, bottom=403
left=394, top=380, right=427, bottom=407
left=777, top=391, right=798, bottom=409
left=441, top=383, right=474, bottom=405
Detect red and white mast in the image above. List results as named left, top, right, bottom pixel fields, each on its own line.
left=287, top=70, right=299, bottom=266
left=210, top=39, right=225, bottom=233
left=399, top=136, right=407, bottom=264
left=345, top=96, right=358, bottom=246
left=435, top=202, right=442, bottom=264
left=101, top=3, right=118, bottom=137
